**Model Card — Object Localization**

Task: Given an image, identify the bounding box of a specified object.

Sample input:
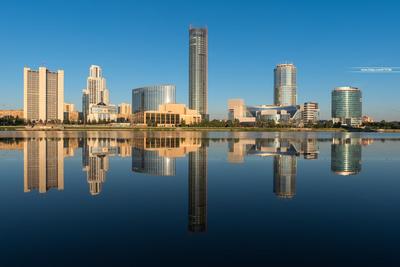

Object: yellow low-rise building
[133,103,201,126]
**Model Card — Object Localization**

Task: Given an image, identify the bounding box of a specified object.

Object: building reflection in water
[188,140,208,233]
[130,132,208,232]
[2,132,380,212]
[228,133,320,199]
[131,134,202,176]
[331,133,365,176]
[131,137,179,176]
[23,138,64,193]
[82,138,118,196]
[273,155,297,199]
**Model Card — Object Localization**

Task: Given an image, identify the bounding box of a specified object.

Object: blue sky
[0,0,399,120]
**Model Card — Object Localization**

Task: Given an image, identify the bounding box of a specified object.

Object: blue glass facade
[331,87,362,126]
[132,85,176,113]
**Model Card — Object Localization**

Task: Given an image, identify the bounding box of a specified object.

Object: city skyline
[1,1,400,120]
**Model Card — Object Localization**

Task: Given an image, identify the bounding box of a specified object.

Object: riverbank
[1,125,400,132]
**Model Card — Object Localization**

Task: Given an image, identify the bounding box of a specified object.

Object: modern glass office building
[132,85,176,113]
[274,64,297,106]
[331,86,362,127]
[189,26,208,120]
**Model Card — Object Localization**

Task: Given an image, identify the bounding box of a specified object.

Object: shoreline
[1,125,400,133]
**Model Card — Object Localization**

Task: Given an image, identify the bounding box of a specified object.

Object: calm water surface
[0,130,399,267]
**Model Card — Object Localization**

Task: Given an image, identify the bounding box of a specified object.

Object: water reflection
[24,137,64,193]
[228,133,320,199]
[0,132,382,199]
[82,138,119,195]
[188,140,208,232]
[1,131,399,265]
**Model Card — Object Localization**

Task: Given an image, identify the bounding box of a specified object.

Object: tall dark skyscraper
[189,26,208,120]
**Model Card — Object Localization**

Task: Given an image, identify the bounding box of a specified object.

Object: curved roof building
[132,85,176,113]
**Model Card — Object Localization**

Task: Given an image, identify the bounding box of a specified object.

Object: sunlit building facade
[133,103,201,126]
[24,67,64,122]
[301,102,319,123]
[82,65,112,122]
[227,99,256,123]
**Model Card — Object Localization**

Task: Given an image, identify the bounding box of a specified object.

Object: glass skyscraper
[132,85,176,113]
[331,86,362,127]
[274,63,297,106]
[189,26,208,120]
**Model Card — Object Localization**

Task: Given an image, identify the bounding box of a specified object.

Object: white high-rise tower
[82,65,111,122]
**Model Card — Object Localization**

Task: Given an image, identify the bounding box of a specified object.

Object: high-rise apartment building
[82,65,116,122]
[189,26,208,120]
[86,65,109,105]
[23,67,64,122]
[274,63,297,106]
[331,86,362,127]
[301,102,319,123]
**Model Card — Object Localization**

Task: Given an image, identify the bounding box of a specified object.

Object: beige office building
[23,138,64,193]
[133,103,201,126]
[118,102,132,121]
[301,102,319,123]
[23,67,64,122]
[227,99,256,123]
[64,103,79,122]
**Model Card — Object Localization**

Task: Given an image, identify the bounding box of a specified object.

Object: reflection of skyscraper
[188,145,208,232]
[82,138,116,195]
[87,154,108,195]
[331,135,362,176]
[24,138,64,193]
[273,155,297,199]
